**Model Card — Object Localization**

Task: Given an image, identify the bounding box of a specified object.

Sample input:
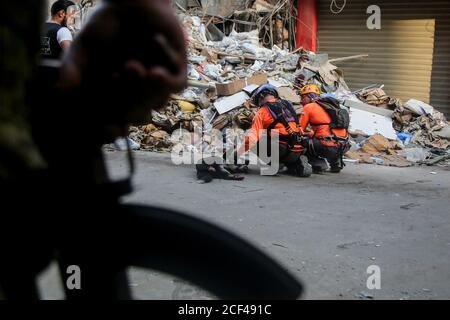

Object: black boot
[329,157,343,173]
[293,155,312,177]
[329,166,341,173]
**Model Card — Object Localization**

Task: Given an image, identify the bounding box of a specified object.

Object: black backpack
[315,97,350,130]
[265,99,304,147]
[266,99,299,129]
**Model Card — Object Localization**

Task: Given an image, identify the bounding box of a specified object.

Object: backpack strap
[265,102,295,134]
[309,122,330,126]
[264,101,306,148]
[309,98,345,135]
[281,99,300,125]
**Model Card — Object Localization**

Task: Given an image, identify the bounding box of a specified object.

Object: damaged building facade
[59,0,449,167]
[316,0,450,119]
[175,0,449,117]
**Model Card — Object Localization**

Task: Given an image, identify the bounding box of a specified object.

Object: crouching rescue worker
[236,84,312,177]
[299,84,350,173]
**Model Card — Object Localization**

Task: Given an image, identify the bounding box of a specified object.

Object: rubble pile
[356,87,402,111]
[393,100,450,150]
[345,95,450,167]
[121,6,450,168]
[346,134,412,167]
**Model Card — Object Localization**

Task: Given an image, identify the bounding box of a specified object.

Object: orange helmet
[300,84,321,96]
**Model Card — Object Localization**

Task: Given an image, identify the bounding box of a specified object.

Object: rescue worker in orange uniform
[236,84,312,177]
[299,84,350,173]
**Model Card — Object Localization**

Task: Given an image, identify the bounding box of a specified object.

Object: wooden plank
[328,54,369,63]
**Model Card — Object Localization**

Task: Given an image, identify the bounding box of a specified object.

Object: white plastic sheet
[214,92,249,114]
[349,108,397,140]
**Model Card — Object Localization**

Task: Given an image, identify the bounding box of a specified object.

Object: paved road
[39,150,450,300]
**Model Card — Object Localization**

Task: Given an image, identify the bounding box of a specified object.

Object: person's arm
[300,106,309,132]
[60,41,71,50]
[299,105,314,136]
[57,27,73,51]
[237,109,266,156]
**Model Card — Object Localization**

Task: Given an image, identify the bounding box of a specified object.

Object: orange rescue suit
[300,102,348,147]
[238,99,303,155]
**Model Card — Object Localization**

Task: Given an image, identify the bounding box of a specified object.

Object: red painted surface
[296,0,317,52]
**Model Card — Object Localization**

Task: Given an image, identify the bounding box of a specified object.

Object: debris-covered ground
[39,151,450,299]
[112,9,450,169]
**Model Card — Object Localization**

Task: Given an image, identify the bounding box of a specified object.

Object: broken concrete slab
[349,107,397,140]
[243,84,259,95]
[214,91,249,114]
[344,99,394,118]
[404,99,435,116]
[278,87,301,104]
[435,125,450,139]
[268,78,290,88]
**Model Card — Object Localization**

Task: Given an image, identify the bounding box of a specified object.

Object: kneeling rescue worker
[299,84,350,173]
[236,84,312,177]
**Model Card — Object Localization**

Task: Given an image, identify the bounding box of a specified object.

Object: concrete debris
[436,125,450,139]
[129,126,172,152]
[404,99,436,116]
[253,0,275,12]
[393,103,450,150]
[398,148,431,163]
[268,78,291,88]
[277,87,301,104]
[243,84,259,95]
[295,53,349,94]
[347,104,397,140]
[356,87,401,111]
[345,134,412,167]
[356,291,374,299]
[344,99,394,118]
[214,91,249,114]
[424,150,450,166]
[113,137,140,151]
[343,159,359,165]
[121,8,449,170]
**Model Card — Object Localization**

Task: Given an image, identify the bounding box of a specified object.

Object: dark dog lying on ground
[196,160,246,183]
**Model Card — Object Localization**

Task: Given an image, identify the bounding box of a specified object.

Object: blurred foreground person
[1,0,302,300]
[41,0,76,59]
[1,0,187,299]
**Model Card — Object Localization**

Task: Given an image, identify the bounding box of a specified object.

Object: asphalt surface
[39,150,450,300]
